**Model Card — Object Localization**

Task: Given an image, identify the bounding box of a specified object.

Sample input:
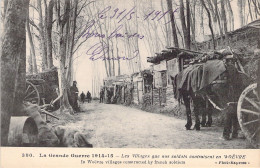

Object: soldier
[100,89,104,103]
[69,81,79,112]
[80,91,85,103]
[222,57,250,140]
[86,91,91,103]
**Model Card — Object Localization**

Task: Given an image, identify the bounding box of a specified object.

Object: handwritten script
[79,20,144,40]
[78,5,179,61]
[98,6,179,24]
[86,42,139,61]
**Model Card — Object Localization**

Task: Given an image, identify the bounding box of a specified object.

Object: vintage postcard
[0,0,260,167]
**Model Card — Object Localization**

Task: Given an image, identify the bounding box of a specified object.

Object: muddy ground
[51,101,253,149]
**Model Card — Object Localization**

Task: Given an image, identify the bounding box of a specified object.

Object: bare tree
[213,0,223,36]
[220,0,228,33]
[200,0,216,49]
[46,0,54,69]
[226,0,234,31]
[54,0,74,114]
[180,0,191,49]
[166,0,179,47]
[26,14,38,73]
[237,0,245,27]
[37,0,48,70]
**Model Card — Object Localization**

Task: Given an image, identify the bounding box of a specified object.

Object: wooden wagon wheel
[24,81,40,105]
[237,83,260,148]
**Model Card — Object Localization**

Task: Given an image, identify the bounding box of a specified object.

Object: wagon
[23,68,60,121]
[24,79,44,105]
[237,83,260,148]
[166,46,260,148]
[196,49,259,148]
[201,50,259,148]
[24,68,59,107]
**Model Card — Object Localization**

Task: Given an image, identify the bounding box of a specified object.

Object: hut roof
[147,47,201,64]
[103,74,131,86]
[147,19,260,64]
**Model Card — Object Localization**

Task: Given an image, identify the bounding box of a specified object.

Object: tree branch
[29,19,40,32]
[76,1,95,17]
[29,4,39,12]
[73,38,88,55]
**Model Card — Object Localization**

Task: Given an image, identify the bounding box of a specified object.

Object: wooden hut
[131,70,153,105]
[147,48,198,106]
[103,75,131,104]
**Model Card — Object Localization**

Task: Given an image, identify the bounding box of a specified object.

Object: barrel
[8,116,38,146]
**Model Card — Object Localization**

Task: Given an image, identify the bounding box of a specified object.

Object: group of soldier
[80,91,92,103]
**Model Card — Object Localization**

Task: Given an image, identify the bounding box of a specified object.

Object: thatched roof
[147,19,260,64]
[147,47,202,64]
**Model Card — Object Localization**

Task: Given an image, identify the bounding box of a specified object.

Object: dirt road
[70,101,252,149]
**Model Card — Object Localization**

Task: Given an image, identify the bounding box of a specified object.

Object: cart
[237,83,260,148]
[169,46,260,148]
[24,79,45,105]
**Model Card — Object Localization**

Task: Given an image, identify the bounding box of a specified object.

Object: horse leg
[201,108,207,127]
[223,105,233,140]
[201,99,207,127]
[183,94,192,130]
[231,105,239,138]
[206,106,213,127]
[193,97,201,130]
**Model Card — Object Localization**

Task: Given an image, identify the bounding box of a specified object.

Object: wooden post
[152,84,154,105]
[159,87,161,106]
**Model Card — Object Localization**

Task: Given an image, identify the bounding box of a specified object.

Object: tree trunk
[190,0,197,49]
[186,0,191,49]
[161,0,169,46]
[166,0,179,47]
[46,0,54,69]
[37,0,48,70]
[200,4,204,35]
[66,0,78,82]
[115,35,120,76]
[213,0,223,37]
[3,0,8,18]
[28,50,33,74]
[27,18,33,74]
[95,17,109,77]
[1,0,29,146]
[208,0,218,35]
[248,0,254,21]
[200,0,216,49]
[237,0,244,27]
[220,0,228,34]
[104,20,112,77]
[26,15,38,73]
[135,0,141,71]
[226,0,234,31]
[56,0,74,114]
[179,0,190,49]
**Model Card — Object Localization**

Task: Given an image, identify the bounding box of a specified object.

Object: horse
[171,58,250,137]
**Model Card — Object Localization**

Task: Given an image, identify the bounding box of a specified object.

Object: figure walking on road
[80,91,85,103]
[100,89,104,103]
[69,81,80,112]
[86,91,92,103]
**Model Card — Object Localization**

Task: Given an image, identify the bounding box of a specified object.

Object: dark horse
[171,58,250,137]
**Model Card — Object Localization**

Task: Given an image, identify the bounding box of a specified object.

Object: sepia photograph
[1,0,260,161]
